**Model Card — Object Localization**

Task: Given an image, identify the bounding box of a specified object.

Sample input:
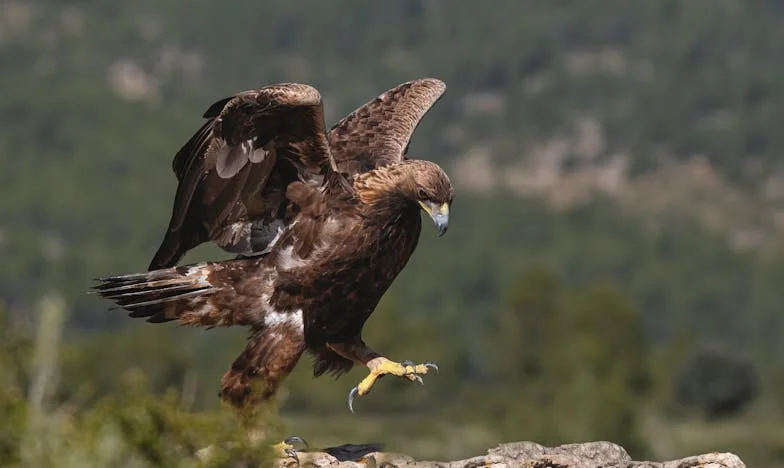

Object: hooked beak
[418,200,450,237]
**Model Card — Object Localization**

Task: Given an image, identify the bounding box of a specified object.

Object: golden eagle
[94,78,453,413]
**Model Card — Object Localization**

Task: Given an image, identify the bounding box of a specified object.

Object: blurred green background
[2,0,784,466]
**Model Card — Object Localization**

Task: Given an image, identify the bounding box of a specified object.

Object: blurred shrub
[0,304,278,467]
[674,345,759,420]
[489,265,650,456]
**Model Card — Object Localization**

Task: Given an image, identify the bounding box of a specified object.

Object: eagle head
[354,159,454,236]
[395,160,454,236]
[408,161,452,237]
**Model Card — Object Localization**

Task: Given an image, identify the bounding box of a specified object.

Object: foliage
[0,305,278,467]
[487,266,649,455]
[674,345,759,420]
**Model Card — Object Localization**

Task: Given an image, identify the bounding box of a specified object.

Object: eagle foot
[347,357,438,412]
[272,436,309,463]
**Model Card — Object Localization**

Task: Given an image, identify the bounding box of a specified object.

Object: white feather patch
[263,309,304,334]
[278,245,307,270]
[268,331,283,344]
[249,139,272,163]
[185,265,213,288]
[215,139,253,178]
[290,309,304,333]
[264,310,290,328]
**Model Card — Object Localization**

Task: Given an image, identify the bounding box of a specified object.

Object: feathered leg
[220,325,307,462]
[325,337,437,413]
[220,327,305,410]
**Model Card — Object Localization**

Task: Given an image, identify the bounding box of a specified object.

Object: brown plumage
[148,78,446,270]
[95,79,453,410]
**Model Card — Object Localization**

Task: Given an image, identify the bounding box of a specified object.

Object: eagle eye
[417,188,428,200]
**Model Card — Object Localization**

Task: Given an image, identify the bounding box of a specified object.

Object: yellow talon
[348,357,438,412]
[272,436,308,462]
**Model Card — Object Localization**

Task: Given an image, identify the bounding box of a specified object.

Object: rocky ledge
[275,441,745,467]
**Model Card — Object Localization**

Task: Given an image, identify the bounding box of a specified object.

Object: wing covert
[327,78,446,175]
[149,83,334,270]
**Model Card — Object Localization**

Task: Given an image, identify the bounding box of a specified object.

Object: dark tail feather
[93,266,217,323]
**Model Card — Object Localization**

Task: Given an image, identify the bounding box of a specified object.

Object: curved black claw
[284,436,309,449]
[348,386,359,413]
[425,362,439,373]
[284,448,298,464]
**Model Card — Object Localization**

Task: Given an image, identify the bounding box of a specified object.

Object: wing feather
[169,120,211,231]
[150,78,446,270]
[328,78,446,174]
[149,83,335,270]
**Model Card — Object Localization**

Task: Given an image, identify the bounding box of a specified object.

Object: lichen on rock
[273,440,746,468]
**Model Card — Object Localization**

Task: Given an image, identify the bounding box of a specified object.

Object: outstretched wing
[327,78,446,175]
[149,83,335,270]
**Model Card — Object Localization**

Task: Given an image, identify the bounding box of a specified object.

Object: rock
[273,441,746,468]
